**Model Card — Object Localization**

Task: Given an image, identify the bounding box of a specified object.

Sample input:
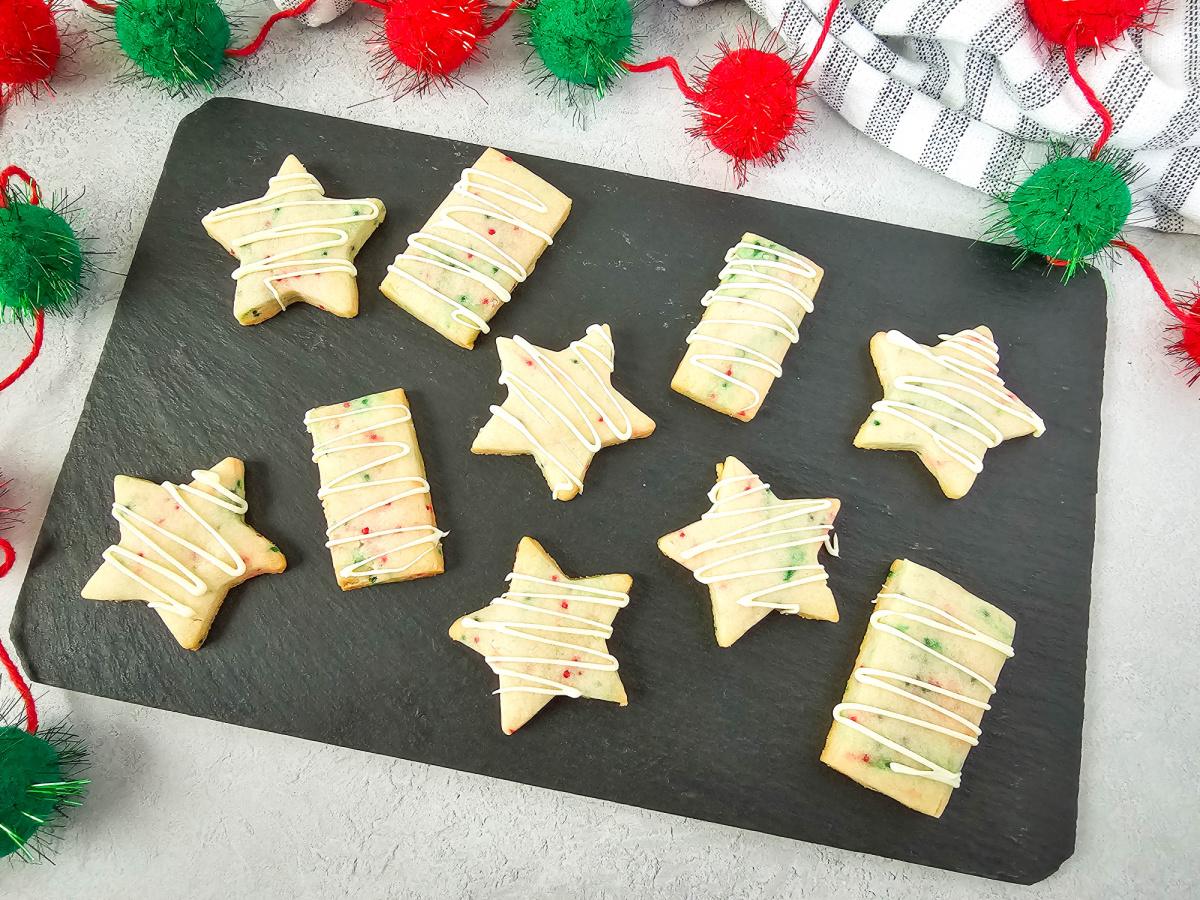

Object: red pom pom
[1168,288,1200,386]
[689,30,807,186]
[372,0,512,95]
[0,0,61,106]
[1025,0,1154,48]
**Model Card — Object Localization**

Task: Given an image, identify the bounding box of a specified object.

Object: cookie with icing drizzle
[658,456,840,647]
[305,387,446,590]
[379,148,571,350]
[671,233,824,421]
[202,155,385,325]
[471,324,656,501]
[449,537,631,735]
[854,326,1046,499]
[821,559,1016,818]
[81,458,286,650]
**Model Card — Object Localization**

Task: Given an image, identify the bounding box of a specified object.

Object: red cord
[78,0,117,12]
[0,624,38,735]
[1112,239,1188,322]
[481,0,520,38]
[622,57,703,102]
[796,0,840,86]
[226,0,318,58]
[1064,29,1114,160]
[0,309,45,393]
[0,166,41,207]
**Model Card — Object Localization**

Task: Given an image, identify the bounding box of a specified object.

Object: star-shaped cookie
[81,458,286,650]
[471,324,656,501]
[854,327,1046,499]
[658,457,840,647]
[449,537,631,734]
[202,155,385,326]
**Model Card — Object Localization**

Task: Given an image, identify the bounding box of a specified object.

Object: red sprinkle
[725,368,733,376]
[551,575,559,581]
[861,753,871,763]
[362,527,371,534]
[488,228,496,235]
[473,636,480,643]
[425,505,432,511]
[598,416,604,423]
[679,531,686,537]
[343,402,351,408]
[561,601,569,609]
[525,359,534,366]
[848,715,859,723]
[562,670,571,678]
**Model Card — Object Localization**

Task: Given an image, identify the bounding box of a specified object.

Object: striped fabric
[745,0,1200,232]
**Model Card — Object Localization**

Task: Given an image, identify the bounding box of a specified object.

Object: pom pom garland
[1024,0,1155,49]
[0,166,87,392]
[0,634,89,862]
[81,0,315,95]
[367,0,519,96]
[1167,288,1200,386]
[994,150,1132,277]
[0,0,61,107]
[622,4,840,184]
[520,0,635,101]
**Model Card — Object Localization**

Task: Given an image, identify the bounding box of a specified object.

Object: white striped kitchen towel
[745,0,1200,232]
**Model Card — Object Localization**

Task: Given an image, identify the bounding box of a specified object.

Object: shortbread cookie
[81,458,286,650]
[305,388,446,590]
[658,457,839,647]
[379,148,571,349]
[471,324,656,501]
[202,155,385,325]
[854,327,1045,499]
[821,559,1016,818]
[671,234,823,421]
[449,537,631,734]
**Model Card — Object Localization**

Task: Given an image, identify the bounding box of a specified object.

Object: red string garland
[226,0,317,58]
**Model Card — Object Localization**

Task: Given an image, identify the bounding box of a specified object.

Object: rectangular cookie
[379,148,572,350]
[304,388,445,590]
[671,233,823,421]
[820,559,1016,818]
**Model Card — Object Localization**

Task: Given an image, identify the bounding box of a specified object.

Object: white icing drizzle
[489,325,632,500]
[462,572,630,698]
[304,402,447,579]
[680,473,837,612]
[205,171,381,313]
[387,166,553,334]
[871,329,1047,474]
[832,591,1015,787]
[686,241,818,414]
[103,469,249,619]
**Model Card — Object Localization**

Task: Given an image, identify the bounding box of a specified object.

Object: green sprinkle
[369,575,378,584]
[873,420,881,426]
[895,624,909,634]
[362,473,371,481]
[268,545,280,553]
[924,637,943,652]
[783,569,796,582]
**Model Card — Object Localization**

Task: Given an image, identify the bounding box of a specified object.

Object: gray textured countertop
[2,1,1198,897]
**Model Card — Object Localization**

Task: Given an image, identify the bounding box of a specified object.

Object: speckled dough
[380,148,571,349]
[305,388,444,590]
[822,559,1016,818]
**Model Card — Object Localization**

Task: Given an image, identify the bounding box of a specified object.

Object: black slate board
[13,98,1104,884]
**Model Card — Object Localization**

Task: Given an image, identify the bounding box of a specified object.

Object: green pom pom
[0,726,87,861]
[0,200,84,323]
[998,152,1132,278]
[524,0,634,98]
[114,0,231,93]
